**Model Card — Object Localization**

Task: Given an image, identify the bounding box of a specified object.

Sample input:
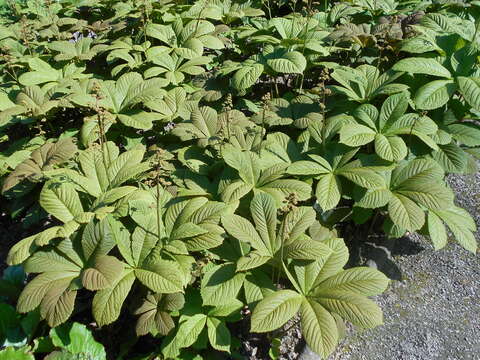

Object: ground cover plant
[0,0,479,359]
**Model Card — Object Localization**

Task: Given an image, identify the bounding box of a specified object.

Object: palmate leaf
[54,142,150,198]
[133,293,184,336]
[17,271,78,327]
[89,72,167,130]
[2,138,77,193]
[164,197,227,251]
[221,146,311,204]
[252,239,388,358]
[292,238,349,294]
[15,217,129,327]
[279,206,316,244]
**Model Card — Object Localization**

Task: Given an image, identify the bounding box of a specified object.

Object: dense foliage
[0,0,479,359]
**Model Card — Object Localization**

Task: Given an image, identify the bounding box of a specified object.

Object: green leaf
[92,270,135,326]
[170,222,208,241]
[392,158,444,186]
[0,347,34,360]
[379,92,409,129]
[414,80,457,110]
[18,58,60,86]
[206,317,231,353]
[339,124,376,146]
[395,182,453,210]
[434,207,477,253]
[221,214,270,255]
[337,167,385,189]
[393,58,451,78]
[315,173,341,211]
[134,293,184,336]
[267,51,306,74]
[250,193,277,254]
[40,182,83,223]
[81,255,124,291]
[280,206,317,243]
[236,252,271,271]
[135,260,184,293]
[232,64,264,90]
[314,267,389,296]
[427,212,448,250]
[49,322,106,360]
[3,138,77,193]
[374,134,407,162]
[388,193,425,231]
[294,238,349,293]
[287,160,331,176]
[316,291,383,328]
[457,77,480,111]
[250,290,303,332]
[201,264,245,306]
[162,314,207,358]
[117,111,159,130]
[300,300,338,359]
[448,123,480,147]
[432,143,468,173]
[82,219,115,261]
[284,237,332,260]
[221,146,258,184]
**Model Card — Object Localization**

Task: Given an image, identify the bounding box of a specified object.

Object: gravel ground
[312,170,480,360]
